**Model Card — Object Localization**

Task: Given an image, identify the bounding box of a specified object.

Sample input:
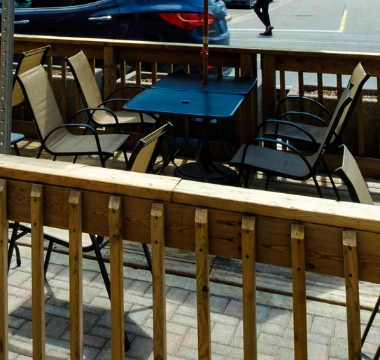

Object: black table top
[124,89,244,119]
[151,73,257,95]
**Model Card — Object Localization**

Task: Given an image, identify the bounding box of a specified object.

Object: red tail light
[159,13,214,31]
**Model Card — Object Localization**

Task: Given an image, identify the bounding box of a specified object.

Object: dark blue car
[11,0,230,46]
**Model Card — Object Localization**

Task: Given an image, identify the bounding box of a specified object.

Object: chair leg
[89,235,131,352]
[142,244,153,273]
[44,240,55,278]
[265,175,270,190]
[90,235,111,298]
[322,159,341,200]
[374,344,380,360]
[8,221,21,273]
[312,176,324,198]
[362,295,380,346]
[14,144,20,156]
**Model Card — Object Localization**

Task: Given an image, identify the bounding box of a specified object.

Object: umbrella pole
[201,0,209,84]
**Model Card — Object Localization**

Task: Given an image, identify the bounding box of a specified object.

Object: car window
[14,0,33,8]
[29,0,99,7]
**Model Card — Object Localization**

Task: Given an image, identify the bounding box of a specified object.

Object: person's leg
[254,0,271,27]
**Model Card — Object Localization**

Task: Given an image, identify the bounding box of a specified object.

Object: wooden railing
[1,155,380,360]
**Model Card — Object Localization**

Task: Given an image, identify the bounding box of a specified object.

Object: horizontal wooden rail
[0,155,379,360]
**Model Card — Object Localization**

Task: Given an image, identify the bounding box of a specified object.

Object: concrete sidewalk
[6,240,380,360]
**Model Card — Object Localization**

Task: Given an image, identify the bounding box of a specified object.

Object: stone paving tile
[166,287,191,305]
[211,322,236,345]
[126,304,153,326]
[328,337,348,359]
[125,280,151,296]
[261,323,285,336]
[126,335,153,359]
[61,330,108,349]
[311,316,336,337]
[45,317,70,339]
[266,307,292,327]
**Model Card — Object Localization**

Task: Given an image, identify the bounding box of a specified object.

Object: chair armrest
[257,119,319,147]
[276,96,332,119]
[278,111,329,126]
[105,85,146,101]
[69,107,122,132]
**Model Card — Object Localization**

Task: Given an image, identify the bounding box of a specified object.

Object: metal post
[0,0,14,154]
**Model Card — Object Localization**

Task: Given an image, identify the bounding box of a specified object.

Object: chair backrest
[309,84,353,172]
[332,62,370,144]
[16,64,67,145]
[127,123,172,174]
[335,145,373,205]
[65,50,103,110]
[12,45,50,107]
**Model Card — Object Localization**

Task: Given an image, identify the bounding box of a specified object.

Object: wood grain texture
[291,224,307,360]
[109,196,125,359]
[151,203,166,360]
[242,216,257,360]
[69,190,83,360]
[0,180,8,360]
[30,184,45,360]
[342,230,361,360]
[195,208,211,360]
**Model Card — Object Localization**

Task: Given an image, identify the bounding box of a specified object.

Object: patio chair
[262,62,370,150]
[335,145,380,360]
[66,50,156,134]
[15,64,129,167]
[230,83,353,199]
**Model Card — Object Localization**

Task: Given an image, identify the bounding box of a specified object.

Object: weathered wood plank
[69,190,83,360]
[242,216,257,360]
[342,230,361,360]
[195,209,211,360]
[291,224,307,360]
[0,180,8,360]
[109,196,125,359]
[31,184,45,360]
[151,203,167,360]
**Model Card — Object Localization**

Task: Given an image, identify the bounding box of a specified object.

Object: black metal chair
[335,145,380,360]
[230,83,353,199]
[262,63,370,151]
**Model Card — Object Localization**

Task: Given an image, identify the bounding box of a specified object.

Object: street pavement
[7,238,380,359]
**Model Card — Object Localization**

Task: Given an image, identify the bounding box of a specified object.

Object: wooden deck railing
[1,155,380,359]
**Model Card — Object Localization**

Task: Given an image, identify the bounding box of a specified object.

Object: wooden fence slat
[342,230,361,360]
[291,223,307,360]
[261,54,277,121]
[242,216,257,360]
[109,196,125,359]
[0,180,8,360]
[60,57,67,122]
[357,95,365,156]
[195,208,211,360]
[377,77,380,157]
[31,184,45,360]
[298,72,305,114]
[69,190,83,360]
[151,202,167,360]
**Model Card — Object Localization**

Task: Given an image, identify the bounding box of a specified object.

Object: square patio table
[124,88,244,184]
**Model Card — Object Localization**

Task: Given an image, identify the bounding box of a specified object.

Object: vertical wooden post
[31,184,45,360]
[357,96,365,157]
[69,190,83,360]
[298,72,305,114]
[342,230,361,360]
[291,223,307,360]
[109,196,124,360]
[240,54,258,141]
[242,216,257,360]
[151,63,158,85]
[0,180,8,360]
[261,54,277,122]
[151,203,166,360]
[46,56,53,83]
[195,208,211,360]
[60,58,67,122]
[103,46,117,101]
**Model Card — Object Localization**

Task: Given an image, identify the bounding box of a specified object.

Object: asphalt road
[226,0,379,87]
[227,0,380,53]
